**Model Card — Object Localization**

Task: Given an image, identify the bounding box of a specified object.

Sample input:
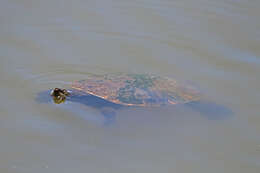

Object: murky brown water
[1,0,260,172]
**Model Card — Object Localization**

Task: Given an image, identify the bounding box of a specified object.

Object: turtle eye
[51,88,62,96]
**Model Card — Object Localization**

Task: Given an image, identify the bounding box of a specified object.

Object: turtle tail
[186,101,233,120]
[101,107,116,125]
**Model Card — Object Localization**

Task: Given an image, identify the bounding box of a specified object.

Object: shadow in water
[36,90,233,125]
[36,90,122,125]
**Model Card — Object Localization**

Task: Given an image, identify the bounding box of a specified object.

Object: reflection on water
[1,0,260,172]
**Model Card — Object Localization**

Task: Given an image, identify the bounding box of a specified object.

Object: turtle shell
[71,74,201,107]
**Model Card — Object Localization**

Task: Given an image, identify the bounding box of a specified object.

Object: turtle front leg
[101,107,116,125]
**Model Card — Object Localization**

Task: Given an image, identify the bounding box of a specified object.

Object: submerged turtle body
[70,74,201,107]
[41,73,232,124]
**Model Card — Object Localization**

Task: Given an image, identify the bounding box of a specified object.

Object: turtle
[37,74,232,124]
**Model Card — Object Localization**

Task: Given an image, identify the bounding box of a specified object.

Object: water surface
[1,0,260,172]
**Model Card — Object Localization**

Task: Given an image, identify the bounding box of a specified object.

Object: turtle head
[50,88,70,104]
